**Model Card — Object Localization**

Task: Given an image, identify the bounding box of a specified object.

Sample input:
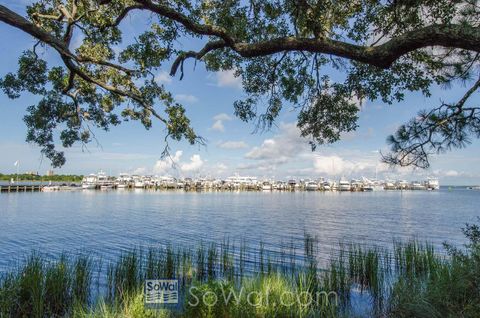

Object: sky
[0,1,479,185]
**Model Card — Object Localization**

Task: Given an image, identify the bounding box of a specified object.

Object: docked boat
[81,174,97,189]
[338,178,351,191]
[411,181,426,190]
[116,173,132,189]
[305,181,319,191]
[426,178,440,190]
[134,178,145,188]
[322,181,332,191]
[42,185,60,192]
[261,181,272,191]
[396,180,409,190]
[384,180,396,190]
[350,179,363,191]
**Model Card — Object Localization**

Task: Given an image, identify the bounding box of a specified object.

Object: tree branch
[170,40,227,77]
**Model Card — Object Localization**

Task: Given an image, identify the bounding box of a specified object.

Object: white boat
[305,181,319,191]
[261,181,272,191]
[116,173,132,189]
[134,177,145,188]
[338,178,351,191]
[384,180,396,190]
[350,179,363,191]
[363,184,374,191]
[362,177,384,191]
[100,184,113,190]
[322,181,332,191]
[411,181,426,190]
[42,185,60,192]
[396,180,409,190]
[426,178,440,190]
[82,174,97,189]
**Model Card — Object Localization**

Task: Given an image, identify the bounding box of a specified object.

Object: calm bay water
[0,188,479,270]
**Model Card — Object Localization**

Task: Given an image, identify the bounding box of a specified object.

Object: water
[0,188,479,270]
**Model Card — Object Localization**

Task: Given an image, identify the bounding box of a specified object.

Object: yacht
[426,178,440,190]
[384,180,396,190]
[338,178,351,191]
[350,179,363,191]
[361,177,383,191]
[116,173,131,189]
[133,176,145,188]
[411,181,426,190]
[322,181,332,191]
[81,174,97,189]
[396,180,409,190]
[287,179,297,190]
[100,184,113,190]
[261,181,272,191]
[305,181,319,191]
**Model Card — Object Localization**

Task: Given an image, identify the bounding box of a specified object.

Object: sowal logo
[145,279,179,305]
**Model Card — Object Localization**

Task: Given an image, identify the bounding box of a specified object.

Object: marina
[0,173,453,193]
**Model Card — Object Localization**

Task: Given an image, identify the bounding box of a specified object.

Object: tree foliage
[0,0,479,167]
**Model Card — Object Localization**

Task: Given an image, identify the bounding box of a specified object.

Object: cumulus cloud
[444,170,459,177]
[153,151,204,175]
[240,122,392,177]
[180,154,204,172]
[155,71,172,84]
[175,94,199,103]
[215,70,242,89]
[153,151,183,174]
[133,167,147,175]
[245,123,306,161]
[218,141,249,149]
[312,155,373,176]
[213,113,232,121]
[210,113,233,132]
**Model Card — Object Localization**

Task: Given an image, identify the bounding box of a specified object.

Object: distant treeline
[0,173,83,182]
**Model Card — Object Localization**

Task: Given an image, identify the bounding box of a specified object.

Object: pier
[0,185,43,193]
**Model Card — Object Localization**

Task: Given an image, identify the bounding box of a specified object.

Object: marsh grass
[1,224,479,317]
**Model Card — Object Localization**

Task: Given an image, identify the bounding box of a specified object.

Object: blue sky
[1,1,479,185]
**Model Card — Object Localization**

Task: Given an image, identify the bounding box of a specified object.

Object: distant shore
[0,173,83,183]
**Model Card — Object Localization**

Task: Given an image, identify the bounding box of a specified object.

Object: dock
[0,185,43,193]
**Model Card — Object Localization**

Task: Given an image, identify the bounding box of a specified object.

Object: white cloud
[444,170,459,177]
[241,122,392,177]
[175,94,199,103]
[153,151,182,174]
[210,120,225,132]
[133,167,147,175]
[155,71,172,84]
[215,70,242,89]
[210,113,233,132]
[213,113,232,121]
[312,155,376,176]
[217,163,228,171]
[218,141,249,149]
[180,154,204,172]
[245,123,305,161]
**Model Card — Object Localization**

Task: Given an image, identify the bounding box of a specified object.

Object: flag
[14,161,19,167]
